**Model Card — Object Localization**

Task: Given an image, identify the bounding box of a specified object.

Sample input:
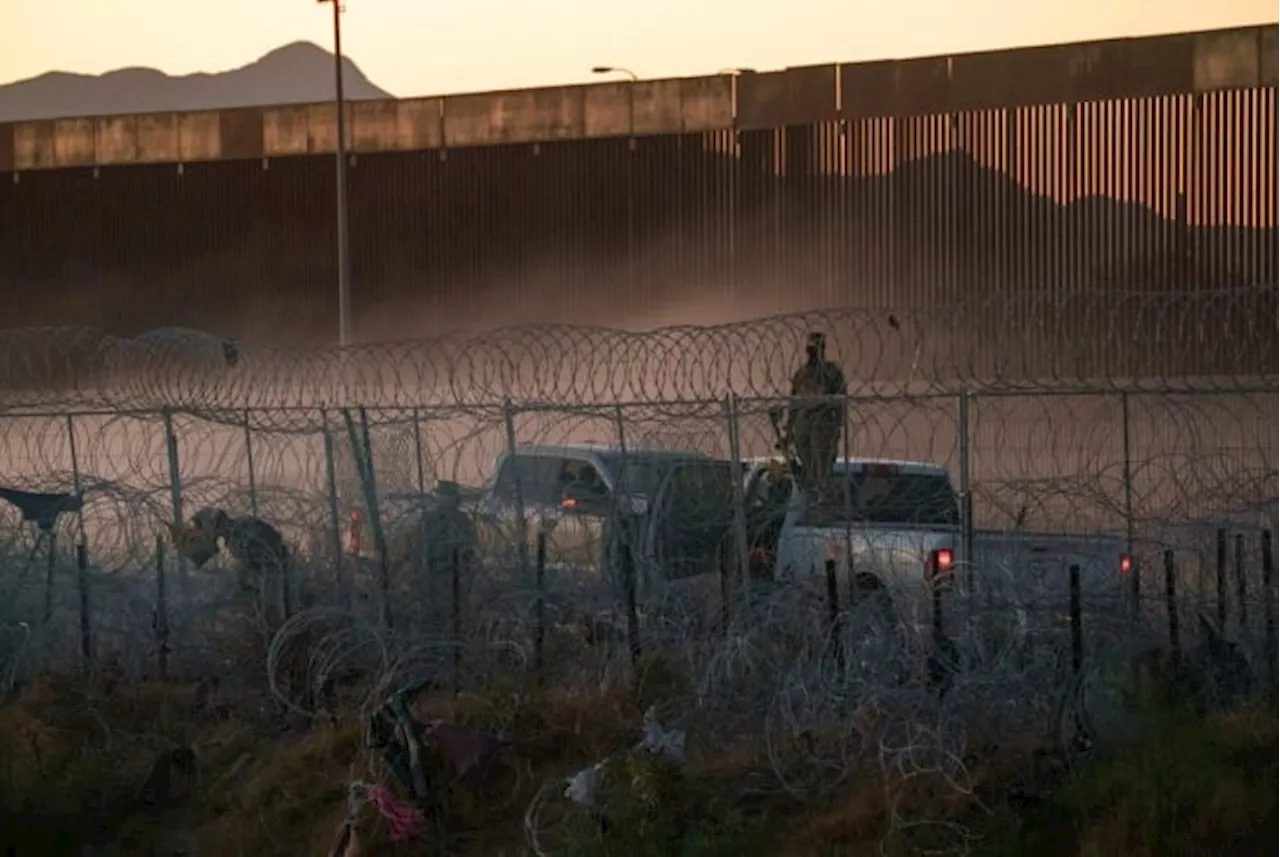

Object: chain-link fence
[1,314,1275,845]
[2,384,1273,658]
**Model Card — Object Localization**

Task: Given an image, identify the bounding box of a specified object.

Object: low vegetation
[1,651,1274,857]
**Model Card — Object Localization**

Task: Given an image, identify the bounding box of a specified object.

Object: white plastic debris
[638,705,687,763]
[564,762,605,806]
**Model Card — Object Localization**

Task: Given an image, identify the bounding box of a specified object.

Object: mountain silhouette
[0,42,391,122]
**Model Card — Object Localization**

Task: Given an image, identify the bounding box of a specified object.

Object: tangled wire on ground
[237,557,1263,855]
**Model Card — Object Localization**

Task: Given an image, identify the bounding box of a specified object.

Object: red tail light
[1119,554,1133,575]
[347,508,364,554]
[927,548,956,581]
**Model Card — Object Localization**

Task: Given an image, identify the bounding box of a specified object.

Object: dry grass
[0,662,1275,857]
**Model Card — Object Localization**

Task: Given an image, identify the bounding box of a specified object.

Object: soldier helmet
[807,331,825,347]
[436,480,462,502]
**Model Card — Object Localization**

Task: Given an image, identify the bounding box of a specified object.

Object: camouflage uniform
[189,507,291,629]
[787,332,847,494]
[399,482,480,629]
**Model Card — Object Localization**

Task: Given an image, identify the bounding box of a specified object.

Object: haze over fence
[0,288,1275,413]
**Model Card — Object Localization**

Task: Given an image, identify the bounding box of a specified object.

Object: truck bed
[971,528,1128,609]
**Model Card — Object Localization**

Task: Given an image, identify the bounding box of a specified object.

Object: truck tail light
[927,548,955,581]
[347,508,364,554]
[1119,553,1133,575]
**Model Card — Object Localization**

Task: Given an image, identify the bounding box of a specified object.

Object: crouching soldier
[170,506,292,629]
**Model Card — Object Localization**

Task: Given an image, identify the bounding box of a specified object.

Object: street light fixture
[591,65,639,311]
[318,0,352,349]
[592,65,638,82]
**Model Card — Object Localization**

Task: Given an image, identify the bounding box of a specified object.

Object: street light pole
[321,0,352,349]
[591,66,638,312]
[718,69,752,306]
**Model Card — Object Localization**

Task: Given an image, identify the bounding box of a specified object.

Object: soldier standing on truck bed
[786,332,847,499]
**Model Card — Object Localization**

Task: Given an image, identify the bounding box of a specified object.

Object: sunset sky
[2,0,1275,97]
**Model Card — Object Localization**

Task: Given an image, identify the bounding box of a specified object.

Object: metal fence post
[242,409,259,517]
[161,409,187,596]
[612,403,633,596]
[1164,549,1181,662]
[841,393,854,595]
[66,414,86,547]
[1215,528,1228,630]
[412,406,427,498]
[503,399,529,582]
[957,391,973,603]
[154,534,169,682]
[1262,530,1275,680]
[724,394,751,596]
[1233,532,1247,635]
[345,407,391,629]
[67,414,92,671]
[321,409,347,604]
[1121,392,1137,617]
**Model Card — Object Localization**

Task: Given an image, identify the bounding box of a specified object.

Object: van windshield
[596,452,705,500]
[801,471,959,529]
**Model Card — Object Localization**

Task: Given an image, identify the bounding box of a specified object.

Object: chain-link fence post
[957,390,973,607]
[154,534,169,682]
[344,406,391,629]
[503,398,529,582]
[321,409,347,606]
[841,393,854,595]
[161,409,187,599]
[412,406,427,498]
[66,413,86,547]
[1121,391,1138,619]
[242,409,259,517]
[612,403,631,597]
[66,414,92,673]
[724,394,751,597]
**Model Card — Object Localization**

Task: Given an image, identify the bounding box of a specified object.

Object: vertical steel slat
[0,169,11,304]
[818,122,837,309]
[1269,85,1278,341]
[633,134,651,316]
[835,120,851,309]
[1027,106,1042,358]
[879,116,895,309]
[717,128,736,309]
[1002,108,1019,351]
[0,74,1273,383]
[888,115,904,311]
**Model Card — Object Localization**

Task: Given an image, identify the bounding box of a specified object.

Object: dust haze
[348,214,853,342]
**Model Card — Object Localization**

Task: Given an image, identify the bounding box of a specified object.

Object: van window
[556,458,612,515]
[491,454,565,507]
[802,471,959,529]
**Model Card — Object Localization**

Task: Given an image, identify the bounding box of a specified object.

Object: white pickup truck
[341,444,1130,637]
[738,456,1133,635]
